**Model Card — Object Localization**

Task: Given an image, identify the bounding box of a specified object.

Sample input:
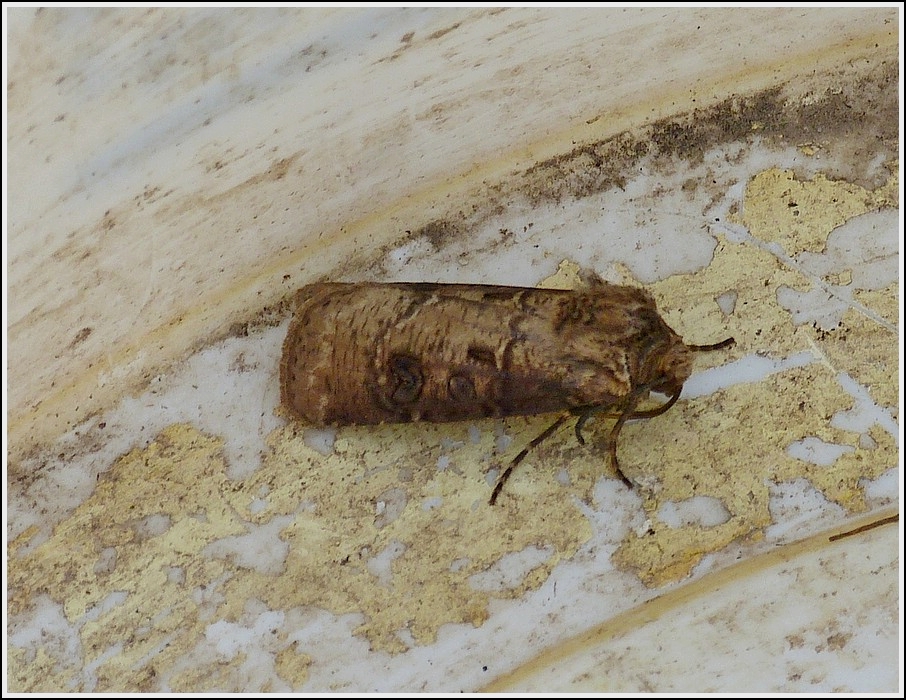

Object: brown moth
[280,281,733,504]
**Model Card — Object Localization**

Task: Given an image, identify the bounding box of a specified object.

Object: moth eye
[388,354,423,404]
[448,373,477,402]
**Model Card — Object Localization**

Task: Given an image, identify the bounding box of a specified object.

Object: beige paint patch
[227,419,591,655]
[741,167,898,410]
[8,425,241,691]
[741,169,897,253]
[8,421,592,690]
[607,166,898,587]
[274,643,312,688]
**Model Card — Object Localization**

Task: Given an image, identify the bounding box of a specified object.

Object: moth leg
[489,414,570,505]
[496,384,681,503]
[573,408,603,445]
[605,387,650,487]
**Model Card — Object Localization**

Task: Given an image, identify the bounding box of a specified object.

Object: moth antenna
[688,336,735,352]
[572,385,682,438]
[624,337,731,420]
[628,387,681,419]
[489,414,570,505]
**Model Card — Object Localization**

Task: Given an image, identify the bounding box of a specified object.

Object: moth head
[647,337,695,397]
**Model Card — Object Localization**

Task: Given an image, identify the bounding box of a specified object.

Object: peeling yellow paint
[238,419,591,654]
[608,165,898,587]
[742,168,897,252]
[9,418,592,687]
[274,643,312,688]
[9,425,239,691]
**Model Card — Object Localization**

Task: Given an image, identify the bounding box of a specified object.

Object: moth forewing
[280,282,733,503]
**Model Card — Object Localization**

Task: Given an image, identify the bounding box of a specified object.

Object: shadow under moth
[280,281,733,504]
